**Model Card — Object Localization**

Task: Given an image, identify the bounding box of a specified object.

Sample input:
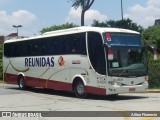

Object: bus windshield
[103,33,147,77]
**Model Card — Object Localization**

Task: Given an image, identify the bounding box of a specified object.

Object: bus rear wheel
[18,76,25,90]
[74,81,87,98]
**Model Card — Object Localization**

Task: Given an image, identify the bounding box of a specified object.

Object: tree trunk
[81,10,85,26]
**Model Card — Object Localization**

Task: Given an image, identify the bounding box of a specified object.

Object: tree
[0,44,3,79]
[142,26,160,48]
[40,23,78,34]
[92,18,144,33]
[142,26,160,88]
[70,0,95,26]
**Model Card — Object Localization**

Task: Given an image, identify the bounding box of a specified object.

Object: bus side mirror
[153,50,158,60]
[146,45,158,60]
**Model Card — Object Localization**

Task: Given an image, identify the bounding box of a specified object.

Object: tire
[74,81,87,98]
[108,94,118,97]
[18,76,25,90]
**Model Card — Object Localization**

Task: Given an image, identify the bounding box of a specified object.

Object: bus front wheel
[74,81,87,98]
[18,76,25,90]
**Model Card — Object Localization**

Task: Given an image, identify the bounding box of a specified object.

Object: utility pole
[12,25,22,38]
[121,0,124,20]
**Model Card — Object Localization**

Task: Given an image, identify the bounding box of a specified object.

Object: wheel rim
[19,78,24,88]
[77,84,85,95]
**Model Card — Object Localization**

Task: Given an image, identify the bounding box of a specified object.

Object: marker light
[108,49,113,60]
[153,50,158,60]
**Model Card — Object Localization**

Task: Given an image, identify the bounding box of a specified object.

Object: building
[0,36,4,44]
[0,33,26,43]
[155,19,160,26]
[5,33,18,40]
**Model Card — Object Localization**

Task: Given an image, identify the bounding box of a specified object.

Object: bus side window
[72,39,79,53]
[40,38,49,55]
[35,40,41,56]
[79,33,87,55]
[5,44,11,57]
[88,32,106,75]
[71,33,86,55]
[10,43,16,57]
[54,37,63,55]
[27,41,34,56]
[45,37,55,55]
[63,35,72,54]
[41,44,47,55]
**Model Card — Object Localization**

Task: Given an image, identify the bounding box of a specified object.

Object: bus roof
[4,26,140,43]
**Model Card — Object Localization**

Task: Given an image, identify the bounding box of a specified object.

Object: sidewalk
[0,80,5,86]
[147,89,160,93]
[0,80,4,83]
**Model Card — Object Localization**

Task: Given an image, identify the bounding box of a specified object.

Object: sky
[0,0,160,37]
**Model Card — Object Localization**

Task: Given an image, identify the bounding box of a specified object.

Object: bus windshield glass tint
[103,33,147,77]
[104,33,142,46]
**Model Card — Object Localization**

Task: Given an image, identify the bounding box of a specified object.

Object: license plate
[129,88,136,92]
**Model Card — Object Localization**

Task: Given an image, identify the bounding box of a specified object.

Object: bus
[3,26,155,98]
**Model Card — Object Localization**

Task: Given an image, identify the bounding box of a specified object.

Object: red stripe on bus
[4,73,18,84]
[86,86,106,95]
[4,73,106,95]
[47,80,72,91]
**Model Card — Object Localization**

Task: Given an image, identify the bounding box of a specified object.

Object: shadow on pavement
[5,85,149,101]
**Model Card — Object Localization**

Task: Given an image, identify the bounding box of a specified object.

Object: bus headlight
[108,81,121,86]
[143,81,148,84]
[108,81,114,85]
[144,76,148,84]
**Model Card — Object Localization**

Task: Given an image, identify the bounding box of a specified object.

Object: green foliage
[148,52,160,88]
[140,26,160,88]
[142,26,160,48]
[70,0,94,26]
[0,44,3,80]
[92,18,144,33]
[70,0,94,10]
[40,23,79,34]
[71,0,88,9]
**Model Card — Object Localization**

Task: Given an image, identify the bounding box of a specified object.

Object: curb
[146,90,160,93]
[0,80,4,83]
[0,81,5,86]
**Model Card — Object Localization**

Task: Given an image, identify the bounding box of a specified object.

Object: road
[0,84,160,120]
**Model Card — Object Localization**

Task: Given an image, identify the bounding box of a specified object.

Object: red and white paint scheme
[3,27,149,98]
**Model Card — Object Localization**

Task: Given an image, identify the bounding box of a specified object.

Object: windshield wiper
[119,69,128,77]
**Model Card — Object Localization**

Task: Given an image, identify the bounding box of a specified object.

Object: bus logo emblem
[58,56,65,66]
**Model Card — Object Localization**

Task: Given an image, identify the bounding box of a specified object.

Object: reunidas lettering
[25,57,54,67]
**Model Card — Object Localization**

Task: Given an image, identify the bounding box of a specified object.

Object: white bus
[3,26,152,98]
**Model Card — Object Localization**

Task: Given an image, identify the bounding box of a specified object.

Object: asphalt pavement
[0,81,160,93]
